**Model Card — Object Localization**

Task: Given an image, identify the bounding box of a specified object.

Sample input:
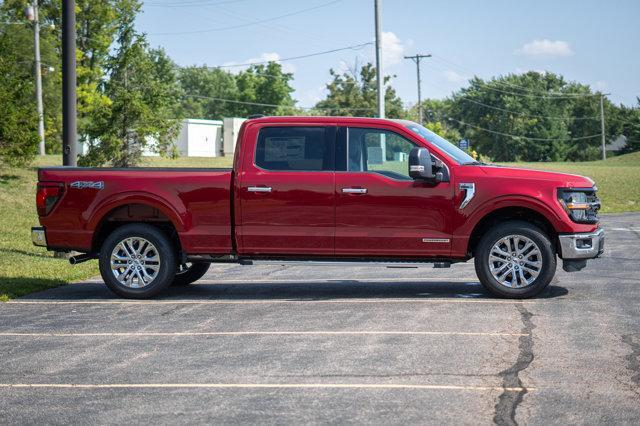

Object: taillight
[36,182,64,216]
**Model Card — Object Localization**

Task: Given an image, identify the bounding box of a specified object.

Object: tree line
[1,0,638,167]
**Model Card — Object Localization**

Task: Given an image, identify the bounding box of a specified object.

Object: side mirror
[409,147,435,181]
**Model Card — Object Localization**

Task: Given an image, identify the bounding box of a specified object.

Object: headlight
[558,187,600,224]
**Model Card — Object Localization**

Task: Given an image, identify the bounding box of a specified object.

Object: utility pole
[62,0,77,166]
[600,93,610,161]
[404,54,431,125]
[374,0,384,118]
[26,1,45,156]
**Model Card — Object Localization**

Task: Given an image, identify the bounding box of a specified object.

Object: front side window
[255,127,332,171]
[347,127,416,180]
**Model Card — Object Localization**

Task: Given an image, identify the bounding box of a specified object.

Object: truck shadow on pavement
[19,280,569,301]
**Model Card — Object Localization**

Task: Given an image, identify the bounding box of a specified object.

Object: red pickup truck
[32,116,603,299]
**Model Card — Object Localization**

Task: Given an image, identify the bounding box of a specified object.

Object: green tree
[314,63,404,118]
[235,62,296,116]
[0,37,38,166]
[447,72,617,162]
[609,98,640,154]
[1,0,129,156]
[179,66,240,119]
[79,0,180,167]
[179,62,296,119]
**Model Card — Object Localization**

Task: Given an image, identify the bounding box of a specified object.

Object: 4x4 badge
[70,181,104,190]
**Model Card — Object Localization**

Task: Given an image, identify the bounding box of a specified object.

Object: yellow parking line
[0,383,535,392]
[6,298,525,305]
[0,331,528,337]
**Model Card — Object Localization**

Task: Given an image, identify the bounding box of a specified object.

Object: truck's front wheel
[99,224,177,299]
[474,220,556,298]
[172,262,210,286]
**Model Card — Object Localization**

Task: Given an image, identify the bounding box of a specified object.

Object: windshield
[394,120,476,165]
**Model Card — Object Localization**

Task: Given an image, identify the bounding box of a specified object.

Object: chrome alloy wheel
[110,237,161,288]
[488,234,542,288]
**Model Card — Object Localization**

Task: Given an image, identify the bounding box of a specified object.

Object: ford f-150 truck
[32,116,604,299]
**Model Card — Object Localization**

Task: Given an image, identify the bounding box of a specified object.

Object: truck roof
[247,115,407,126]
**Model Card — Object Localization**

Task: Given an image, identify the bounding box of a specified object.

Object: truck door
[237,124,336,255]
[334,126,453,257]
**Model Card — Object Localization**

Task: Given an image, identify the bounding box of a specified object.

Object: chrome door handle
[248,186,272,193]
[342,188,367,194]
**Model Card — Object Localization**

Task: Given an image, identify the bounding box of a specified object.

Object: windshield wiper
[461,161,485,166]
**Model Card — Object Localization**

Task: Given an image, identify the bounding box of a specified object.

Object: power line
[455,97,600,121]
[213,5,339,48]
[145,0,251,7]
[214,43,372,68]
[183,94,375,111]
[430,55,601,99]
[404,54,431,124]
[447,117,601,142]
[149,0,342,35]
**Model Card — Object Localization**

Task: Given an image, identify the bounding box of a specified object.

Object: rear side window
[255,127,333,171]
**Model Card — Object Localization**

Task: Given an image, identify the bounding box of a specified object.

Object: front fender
[458,194,567,237]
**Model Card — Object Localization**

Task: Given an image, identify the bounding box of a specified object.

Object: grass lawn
[0,151,637,300]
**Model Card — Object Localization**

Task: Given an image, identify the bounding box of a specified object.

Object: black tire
[172,262,210,286]
[99,223,177,299]
[474,220,556,299]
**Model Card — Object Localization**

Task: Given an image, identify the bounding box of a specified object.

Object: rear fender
[87,191,188,234]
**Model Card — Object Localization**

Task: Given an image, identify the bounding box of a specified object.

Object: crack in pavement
[493,305,535,426]
[621,333,640,398]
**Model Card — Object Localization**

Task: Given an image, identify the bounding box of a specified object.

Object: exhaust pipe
[69,253,96,265]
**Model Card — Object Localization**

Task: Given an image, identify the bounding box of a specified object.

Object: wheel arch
[90,197,185,255]
[467,205,558,257]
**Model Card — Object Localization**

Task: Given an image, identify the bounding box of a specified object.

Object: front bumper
[31,227,47,247]
[558,228,604,259]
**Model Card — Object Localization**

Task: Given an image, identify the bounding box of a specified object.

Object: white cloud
[223,52,296,74]
[296,85,327,107]
[515,39,573,57]
[442,70,467,83]
[381,31,406,67]
[593,80,608,91]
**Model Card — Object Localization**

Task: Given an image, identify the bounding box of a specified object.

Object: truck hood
[477,165,595,188]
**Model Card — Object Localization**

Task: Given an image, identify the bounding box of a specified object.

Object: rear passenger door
[237,125,336,255]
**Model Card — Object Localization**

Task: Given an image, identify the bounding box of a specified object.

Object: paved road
[1,214,639,424]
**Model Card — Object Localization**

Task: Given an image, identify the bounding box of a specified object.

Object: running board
[238,259,452,269]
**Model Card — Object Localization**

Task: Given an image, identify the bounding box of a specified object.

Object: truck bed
[38,167,234,254]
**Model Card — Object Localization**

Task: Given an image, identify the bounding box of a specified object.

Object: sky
[137,0,640,109]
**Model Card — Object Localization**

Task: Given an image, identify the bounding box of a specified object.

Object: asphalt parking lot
[1,213,639,424]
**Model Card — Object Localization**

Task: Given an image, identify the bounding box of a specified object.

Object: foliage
[238,63,297,116]
[180,66,240,119]
[446,72,619,162]
[314,63,405,118]
[0,47,38,167]
[609,98,640,154]
[79,1,181,167]
[180,62,296,119]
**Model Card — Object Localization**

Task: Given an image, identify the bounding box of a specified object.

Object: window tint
[255,127,332,171]
[347,127,416,180]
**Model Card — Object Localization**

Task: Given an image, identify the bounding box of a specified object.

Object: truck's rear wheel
[99,224,177,299]
[172,262,210,286]
[474,220,556,299]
